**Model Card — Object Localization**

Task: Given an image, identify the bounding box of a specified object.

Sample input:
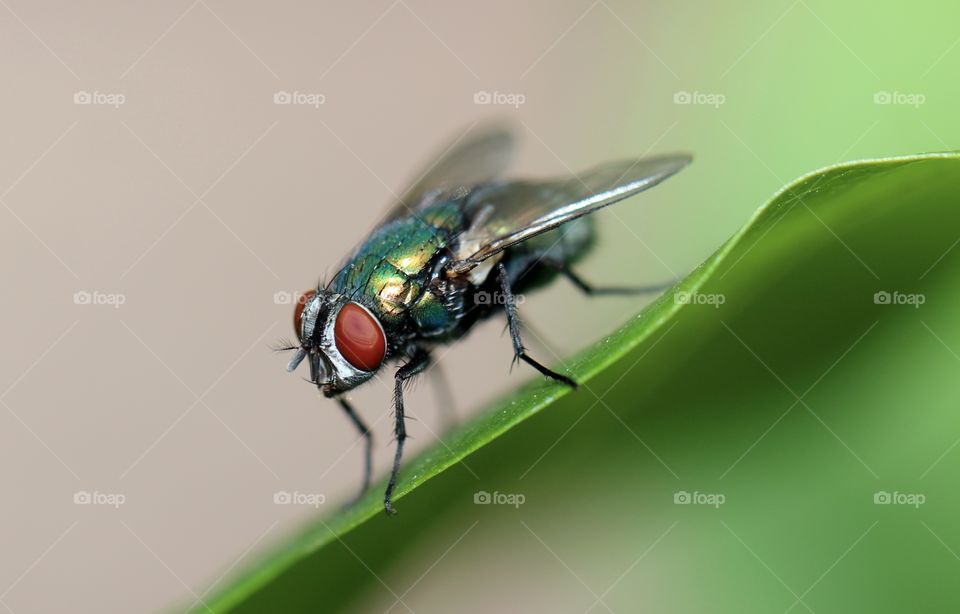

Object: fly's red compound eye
[334,302,386,371]
[293,290,316,334]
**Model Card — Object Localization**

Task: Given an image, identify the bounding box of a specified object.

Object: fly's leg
[497,262,577,389]
[337,397,372,506]
[384,348,432,516]
[547,260,675,296]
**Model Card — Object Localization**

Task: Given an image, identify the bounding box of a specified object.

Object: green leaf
[190,152,960,613]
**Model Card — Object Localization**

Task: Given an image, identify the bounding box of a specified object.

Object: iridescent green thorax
[329,201,465,338]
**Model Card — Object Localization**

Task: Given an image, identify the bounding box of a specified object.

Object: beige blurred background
[0,2,705,612]
[3,0,956,612]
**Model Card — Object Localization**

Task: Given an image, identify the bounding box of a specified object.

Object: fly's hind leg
[497,262,577,389]
[430,362,458,432]
[546,260,675,296]
[337,397,372,507]
[384,348,432,516]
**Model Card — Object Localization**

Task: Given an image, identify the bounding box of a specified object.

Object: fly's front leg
[547,260,675,296]
[336,396,372,506]
[384,348,431,515]
[497,262,577,388]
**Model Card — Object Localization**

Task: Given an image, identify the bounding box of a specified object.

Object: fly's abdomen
[502,216,595,289]
[524,216,595,263]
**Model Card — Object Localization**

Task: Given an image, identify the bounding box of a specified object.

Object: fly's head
[287,289,387,396]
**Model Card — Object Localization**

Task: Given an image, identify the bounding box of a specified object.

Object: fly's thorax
[409,278,469,339]
[330,207,464,329]
[363,263,419,326]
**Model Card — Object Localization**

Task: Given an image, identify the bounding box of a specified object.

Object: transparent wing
[381,123,515,224]
[450,154,692,273]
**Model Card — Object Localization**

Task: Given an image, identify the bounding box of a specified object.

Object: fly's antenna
[286,347,308,372]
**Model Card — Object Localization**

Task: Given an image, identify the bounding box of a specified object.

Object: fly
[281,125,691,514]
